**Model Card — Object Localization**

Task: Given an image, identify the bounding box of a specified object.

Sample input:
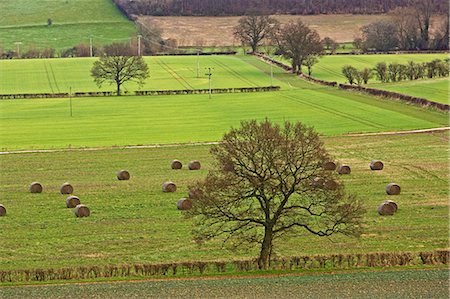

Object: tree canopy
[91,43,149,96]
[186,120,365,269]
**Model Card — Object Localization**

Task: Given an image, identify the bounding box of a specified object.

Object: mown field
[1,55,448,151]
[0,56,281,94]
[0,131,448,271]
[0,269,448,298]
[0,0,136,52]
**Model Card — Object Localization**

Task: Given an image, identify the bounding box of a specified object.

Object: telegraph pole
[138,34,142,56]
[89,36,93,57]
[205,67,213,99]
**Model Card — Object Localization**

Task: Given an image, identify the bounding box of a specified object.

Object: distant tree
[360,68,373,84]
[91,43,149,96]
[342,65,358,84]
[361,20,399,51]
[322,37,336,50]
[74,43,90,57]
[302,55,319,76]
[352,37,364,52]
[47,18,53,26]
[431,17,449,50]
[136,20,164,55]
[411,0,434,49]
[374,62,388,82]
[275,20,323,73]
[389,7,420,50]
[186,119,364,269]
[41,48,55,58]
[233,15,280,53]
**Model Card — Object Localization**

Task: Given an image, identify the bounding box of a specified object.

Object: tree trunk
[116,82,121,96]
[258,226,273,270]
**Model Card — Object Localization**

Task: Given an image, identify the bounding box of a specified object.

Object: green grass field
[0,55,447,151]
[0,132,447,271]
[0,0,136,52]
[0,269,448,298]
[0,56,280,94]
[311,54,449,103]
[370,78,449,104]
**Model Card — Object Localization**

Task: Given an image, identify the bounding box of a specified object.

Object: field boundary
[1,127,448,155]
[0,86,280,100]
[0,250,447,283]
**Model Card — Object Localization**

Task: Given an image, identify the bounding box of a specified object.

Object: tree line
[342,59,449,85]
[112,0,448,16]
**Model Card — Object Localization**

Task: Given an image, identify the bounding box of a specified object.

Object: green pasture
[0,0,136,52]
[0,88,447,151]
[311,54,448,83]
[0,55,281,94]
[0,132,447,271]
[370,78,449,104]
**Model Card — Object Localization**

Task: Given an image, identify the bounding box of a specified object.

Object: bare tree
[390,7,420,50]
[361,20,399,51]
[186,120,364,269]
[233,15,280,53]
[274,20,323,73]
[91,43,149,96]
[411,0,434,49]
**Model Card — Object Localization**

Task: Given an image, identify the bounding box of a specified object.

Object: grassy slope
[0,55,447,151]
[0,0,136,51]
[0,269,448,298]
[310,54,449,103]
[0,132,448,270]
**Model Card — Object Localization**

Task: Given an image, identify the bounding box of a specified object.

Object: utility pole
[205,67,213,99]
[196,48,201,78]
[14,42,22,58]
[138,34,142,56]
[89,36,93,57]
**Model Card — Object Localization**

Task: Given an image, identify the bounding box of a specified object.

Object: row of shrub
[0,250,447,283]
[339,84,449,111]
[0,87,280,100]
[342,59,450,85]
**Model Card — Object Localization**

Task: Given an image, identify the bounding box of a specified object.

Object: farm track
[0,127,447,155]
[42,61,55,94]
[155,59,193,90]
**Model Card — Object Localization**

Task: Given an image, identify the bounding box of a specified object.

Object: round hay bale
[384,200,398,212]
[66,196,81,208]
[117,170,130,180]
[323,161,337,171]
[60,183,74,194]
[74,204,90,217]
[386,183,401,195]
[311,177,325,188]
[324,179,339,190]
[171,160,183,170]
[370,160,384,171]
[378,202,396,216]
[177,198,193,210]
[0,204,6,217]
[188,160,201,170]
[162,182,177,193]
[29,182,43,193]
[337,165,351,175]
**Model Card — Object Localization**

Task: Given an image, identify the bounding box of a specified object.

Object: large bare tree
[186,120,364,269]
[274,20,323,73]
[233,15,280,53]
[91,43,149,96]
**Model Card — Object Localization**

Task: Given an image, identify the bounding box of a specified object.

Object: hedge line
[0,86,280,100]
[339,84,449,111]
[0,250,447,283]
[154,51,237,56]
